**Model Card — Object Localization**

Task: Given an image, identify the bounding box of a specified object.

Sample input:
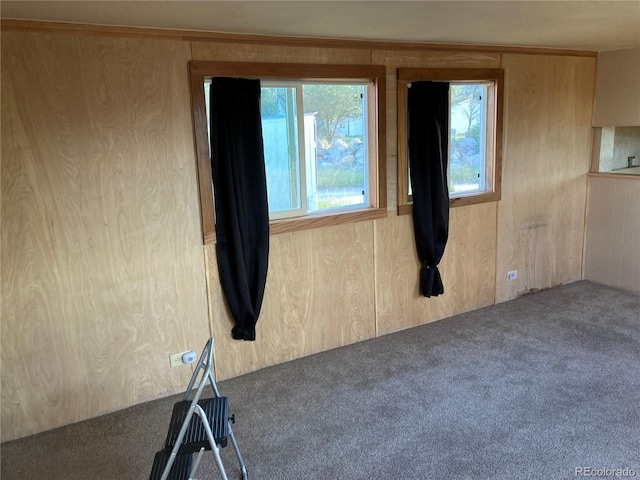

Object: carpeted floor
[2,280,639,480]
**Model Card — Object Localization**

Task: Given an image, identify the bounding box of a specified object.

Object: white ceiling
[2,1,640,52]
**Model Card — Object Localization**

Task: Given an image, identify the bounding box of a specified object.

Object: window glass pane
[261,87,301,213]
[207,80,371,220]
[449,84,487,195]
[303,84,367,212]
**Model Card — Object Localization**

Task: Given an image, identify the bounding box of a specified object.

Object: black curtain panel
[407,81,450,297]
[209,77,269,341]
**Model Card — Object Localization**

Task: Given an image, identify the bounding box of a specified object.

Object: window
[398,68,503,213]
[190,62,387,243]
[449,83,490,195]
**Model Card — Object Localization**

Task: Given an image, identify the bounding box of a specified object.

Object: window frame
[397,68,504,215]
[189,61,387,244]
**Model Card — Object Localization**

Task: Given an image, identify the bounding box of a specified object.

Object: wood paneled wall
[1,24,597,440]
[1,32,210,441]
[207,223,376,380]
[495,54,595,302]
[374,205,497,336]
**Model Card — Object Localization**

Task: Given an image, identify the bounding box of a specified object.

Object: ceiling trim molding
[0,19,598,58]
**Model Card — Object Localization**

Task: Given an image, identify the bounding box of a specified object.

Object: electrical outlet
[169,351,190,368]
[507,270,518,281]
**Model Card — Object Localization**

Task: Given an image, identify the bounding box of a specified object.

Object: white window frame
[259,80,371,220]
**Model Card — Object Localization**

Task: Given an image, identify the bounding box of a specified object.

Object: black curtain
[407,81,450,297]
[209,77,269,341]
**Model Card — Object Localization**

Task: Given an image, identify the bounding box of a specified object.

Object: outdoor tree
[302,84,363,146]
[260,88,286,117]
[451,84,482,136]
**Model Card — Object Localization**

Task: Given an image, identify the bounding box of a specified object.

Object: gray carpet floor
[2,280,639,480]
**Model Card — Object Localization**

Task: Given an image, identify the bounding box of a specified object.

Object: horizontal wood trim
[203,208,389,244]
[269,208,388,236]
[398,192,501,215]
[450,191,501,207]
[1,19,598,58]
[587,172,640,180]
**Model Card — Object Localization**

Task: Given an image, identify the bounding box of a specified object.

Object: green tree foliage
[260,88,287,117]
[451,84,482,136]
[302,85,363,145]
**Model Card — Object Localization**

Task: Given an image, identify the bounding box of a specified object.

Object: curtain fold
[209,77,269,341]
[407,81,450,297]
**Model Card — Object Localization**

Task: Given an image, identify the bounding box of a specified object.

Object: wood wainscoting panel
[584,175,640,293]
[495,54,596,302]
[375,202,497,336]
[1,31,209,441]
[206,221,377,380]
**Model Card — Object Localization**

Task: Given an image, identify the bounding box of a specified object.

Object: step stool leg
[207,371,248,479]
[194,404,229,480]
[188,447,205,480]
[227,426,248,479]
[184,339,214,402]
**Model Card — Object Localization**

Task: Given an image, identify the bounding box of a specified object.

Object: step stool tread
[149,449,192,480]
[165,397,229,453]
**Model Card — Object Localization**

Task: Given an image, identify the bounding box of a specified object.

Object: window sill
[270,207,388,235]
[397,191,500,215]
[203,207,388,244]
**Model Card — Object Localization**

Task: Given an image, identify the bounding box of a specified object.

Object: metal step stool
[149,338,248,480]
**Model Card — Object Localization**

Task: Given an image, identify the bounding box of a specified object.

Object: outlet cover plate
[169,351,190,368]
